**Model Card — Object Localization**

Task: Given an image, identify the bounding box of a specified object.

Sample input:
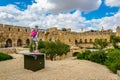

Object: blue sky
[82,1,119,20]
[0,0,34,10]
[0,0,120,32]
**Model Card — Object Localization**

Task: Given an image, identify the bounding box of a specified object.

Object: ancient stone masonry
[0,24,120,49]
[0,24,31,48]
[116,26,120,37]
[42,27,115,49]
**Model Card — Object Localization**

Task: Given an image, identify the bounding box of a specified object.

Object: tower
[116,26,120,37]
[101,26,104,32]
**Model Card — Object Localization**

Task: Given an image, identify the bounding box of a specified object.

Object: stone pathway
[0,54,118,80]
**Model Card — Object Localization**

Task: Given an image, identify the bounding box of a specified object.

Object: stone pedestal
[23,53,45,71]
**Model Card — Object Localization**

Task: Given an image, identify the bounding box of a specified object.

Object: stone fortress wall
[0,24,120,49]
[0,24,31,48]
[41,27,115,49]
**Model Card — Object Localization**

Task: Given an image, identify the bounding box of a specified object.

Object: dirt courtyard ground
[0,54,118,80]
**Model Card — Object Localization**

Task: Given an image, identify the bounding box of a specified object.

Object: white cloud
[105,0,120,7]
[106,12,116,16]
[84,11,120,32]
[100,11,120,31]
[34,0,102,13]
[0,0,120,33]
[40,10,86,32]
[0,0,101,30]
[0,5,22,25]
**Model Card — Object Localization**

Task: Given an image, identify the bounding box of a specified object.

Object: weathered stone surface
[0,24,120,52]
[0,48,16,54]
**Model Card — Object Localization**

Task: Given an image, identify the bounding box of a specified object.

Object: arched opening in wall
[45,32,49,36]
[75,39,78,44]
[69,39,71,42]
[72,52,79,57]
[85,39,87,43]
[17,39,22,47]
[5,39,12,47]
[94,39,97,42]
[25,29,27,32]
[18,28,20,32]
[9,28,11,31]
[49,38,52,41]
[105,39,107,42]
[80,39,82,43]
[26,39,30,46]
[90,39,92,43]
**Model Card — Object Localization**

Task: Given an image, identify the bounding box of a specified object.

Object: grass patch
[0,52,13,61]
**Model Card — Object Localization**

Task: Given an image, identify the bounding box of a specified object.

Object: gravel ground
[0,54,118,80]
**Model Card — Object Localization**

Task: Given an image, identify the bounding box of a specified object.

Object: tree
[110,35,120,49]
[38,40,45,49]
[29,44,33,52]
[90,30,95,32]
[55,40,70,56]
[62,28,67,31]
[93,39,108,49]
[38,40,70,61]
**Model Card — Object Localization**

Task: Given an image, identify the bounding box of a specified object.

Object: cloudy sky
[0,0,120,32]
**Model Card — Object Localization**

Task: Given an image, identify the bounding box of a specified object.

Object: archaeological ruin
[0,24,120,49]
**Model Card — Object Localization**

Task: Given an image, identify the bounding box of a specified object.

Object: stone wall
[116,26,120,37]
[0,24,120,49]
[0,48,16,54]
[0,24,31,48]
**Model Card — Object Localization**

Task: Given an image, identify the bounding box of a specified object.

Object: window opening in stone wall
[105,39,107,42]
[49,38,51,41]
[95,39,97,42]
[5,39,12,47]
[9,28,11,31]
[69,39,71,42]
[18,28,20,32]
[75,39,78,44]
[90,39,92,43]
[80,39,82,43]
[26,39,30,46]
[85,39,87,43]
[25,29,27,32]
[17,39,22,47]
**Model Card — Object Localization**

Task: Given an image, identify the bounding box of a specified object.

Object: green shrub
[104,49,120,73]
[110,35,120,49]
[82,50,91,60]
[55,40,70,56]
[77,49,120,73]
[77,50,91,60]
[106,49,114,53]
[62,28,67,31]
[29,44,33,52]
[77,53,83,59]
[38,40,45,50]
[89,51,99,63]
[39,48,46,53]
[107,49,120,61]
[37,40,70,60]
[0,52,13,61]
[89,50,106,64]
[93,39,108,49]
[105,59,120,73]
